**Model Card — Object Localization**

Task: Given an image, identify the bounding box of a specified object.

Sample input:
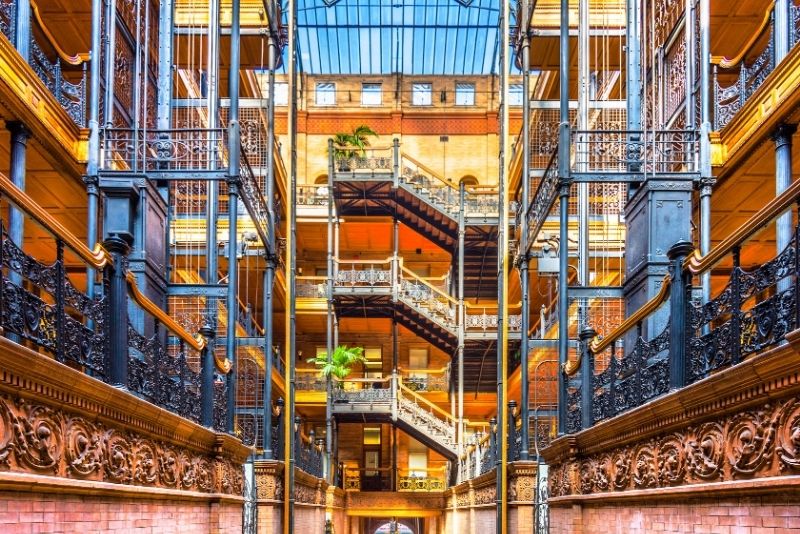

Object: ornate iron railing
[713,6,777,130]
[523,147,560,250]
[335,146,394,173]
[567,178,800,432]
[397,384,457,452]
[100,128,227,173]
[0,173,230,431]
[29,30,86,126]
[465,309,523,333]
[400,365,450,393]
[397,467,446,492]
[295,422,324,478]
[297,184,329,207]
[0,222,107,376]
[570,129,700,176]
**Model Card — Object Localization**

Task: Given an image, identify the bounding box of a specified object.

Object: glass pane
[455,82,475,106]
[362,83,382,106]
[274,82,288,106]
[316,82,336,105]
[509,84,524,106]
[412,83,432,105]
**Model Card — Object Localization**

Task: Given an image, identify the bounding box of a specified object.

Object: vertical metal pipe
[225,0,241,435]
[200,324,216,427]
[206,0,221,297]
[86,0,103,301]
[103,0,115,127]
[284,0,298,531]
[518,0,531,463]
[685,0,696,129]
[497,2,511,534]
[577,0,590,328]
[774,124,797,266]
[557,0,571,438]
[699,0,713,304]
[13,0,30,60]
[7,122,29,270]
[775,0,791,62]
[262,21,279,460]
[457,183,465,459]
[326,138,335,482]
[156,0,174,130]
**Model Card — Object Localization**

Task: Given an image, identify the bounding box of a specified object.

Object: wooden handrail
[711,1,774,69]
[580,275,671,366]
[0,174,112,269]
[400,265,458,305]
[685,178,800,274]
[399,378,455,423]
[584,175,800,371]
[31,0,90,66]
[336,257,393,265]
[398,365,449,375]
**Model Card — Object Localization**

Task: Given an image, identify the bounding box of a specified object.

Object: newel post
[667,240,694,390]
[104,234,131,388]
[579,327,597,430]
[199,323,216,427]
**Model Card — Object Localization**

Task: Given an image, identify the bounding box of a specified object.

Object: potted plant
[306,345,366,401]
[331,125,378,171]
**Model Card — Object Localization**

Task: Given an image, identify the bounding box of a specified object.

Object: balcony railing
[101,128,227,174]
[564,176,800,433]
[713,3,800,130]
[0,173,230,430]
[0,0,87,126]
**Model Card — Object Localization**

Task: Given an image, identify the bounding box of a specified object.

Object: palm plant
[331,125,378,167]
[307,345,366,383]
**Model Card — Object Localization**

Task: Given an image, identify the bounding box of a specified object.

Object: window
[455,82,475,106]
[361,83,382,106]
[412,83,432,106]
[364,347,382,372]
[273,82,288,106]
[509,83,524,106]
[316,82,336,106]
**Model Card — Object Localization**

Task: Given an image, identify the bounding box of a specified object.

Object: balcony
[0,172,233,430]
[0,0,86,127]
[711,2,800,169]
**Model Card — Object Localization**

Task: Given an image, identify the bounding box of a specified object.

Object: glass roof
[292,0,513,75]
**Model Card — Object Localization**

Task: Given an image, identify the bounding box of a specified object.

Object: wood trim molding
[543,329,800,500]
[0,35,87,178]
[712,38,800,179]
[0,336,250,465]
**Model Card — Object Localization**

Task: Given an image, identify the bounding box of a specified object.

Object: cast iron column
[104,234,131,388]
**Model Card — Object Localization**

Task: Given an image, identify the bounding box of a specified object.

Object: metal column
[262,14,279,460]
[774,124,797,263]
[457,183,465,458]
[518,0,531,462]
[103,0,116,126]
[326,138,335,481]
[496,2,511,534]
[284,0,298,531]
[557,0,571,437]
[577,0,590,328]
[225,0,242,434]
[7,121,29,289]
[13,0,30,60]
[699,0,713,304]
[85,0,103,299]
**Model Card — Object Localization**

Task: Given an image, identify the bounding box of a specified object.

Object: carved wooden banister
[0,173,112,268]
[711,1,775,69]
[31,0,90,66]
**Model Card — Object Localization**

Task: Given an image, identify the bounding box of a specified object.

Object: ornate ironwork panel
[127,324,202,425]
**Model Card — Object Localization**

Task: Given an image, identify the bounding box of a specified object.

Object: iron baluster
[668,241,694,389]
[579,327,596,430]
[178,339,187,418]
[507,400,517,462]
[796,202,800,328]
[200,323,215,427]
[608,342,618,419]
[731,246,742,366]
[54,239,65,363]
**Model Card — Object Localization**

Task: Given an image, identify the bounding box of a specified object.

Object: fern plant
[306,345,366,383]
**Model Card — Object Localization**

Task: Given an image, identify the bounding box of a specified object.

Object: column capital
[6,121,30,142]
[772,123,797,149]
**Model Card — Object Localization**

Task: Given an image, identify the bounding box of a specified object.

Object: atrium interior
[0,0,798,533]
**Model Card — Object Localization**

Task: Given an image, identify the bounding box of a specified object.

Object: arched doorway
[373,521,415,534]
